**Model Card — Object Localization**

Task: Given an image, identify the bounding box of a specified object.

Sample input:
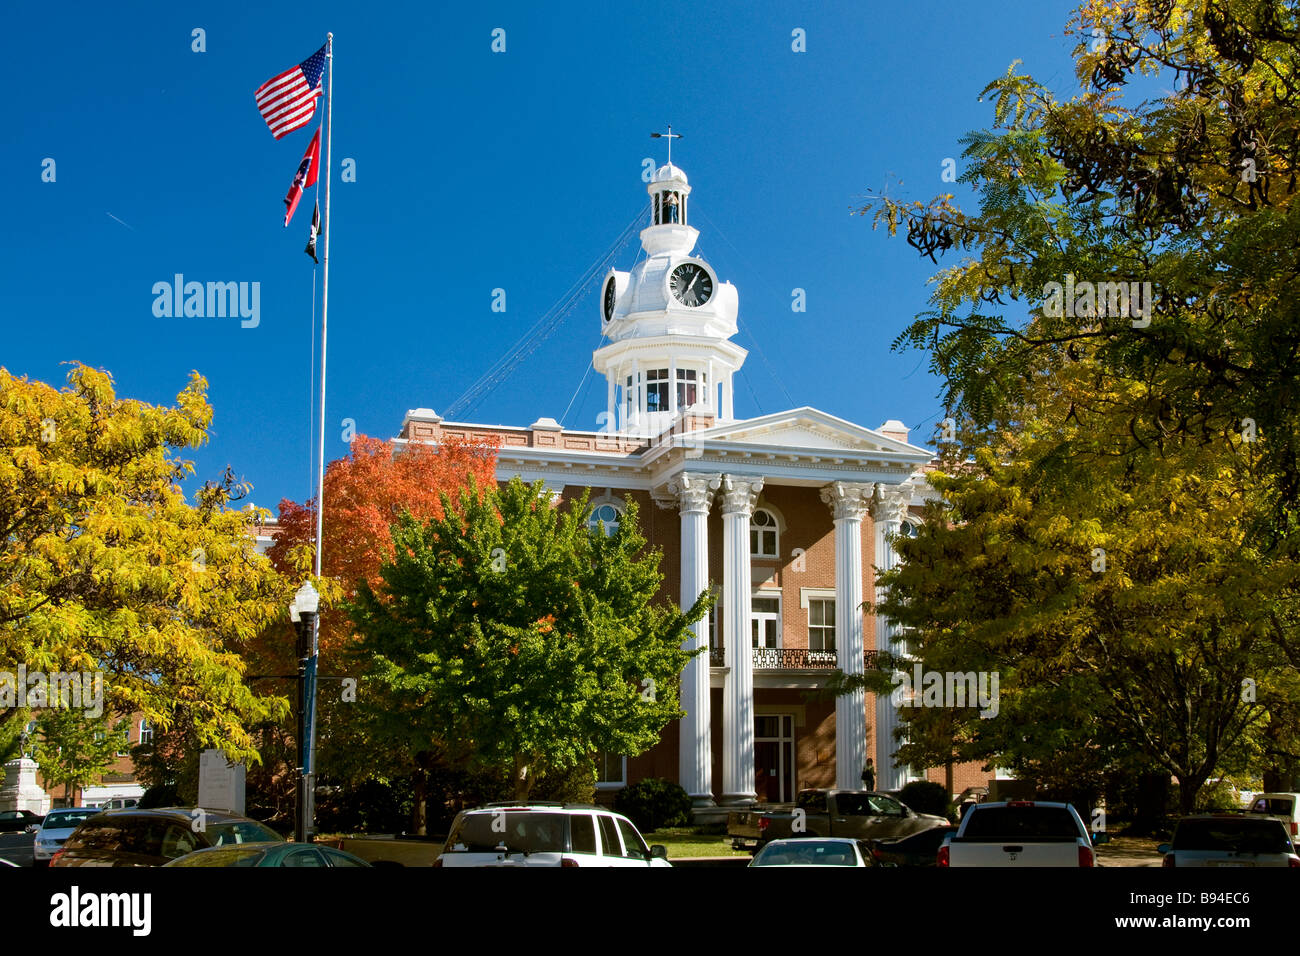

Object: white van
[1249,793,1300,839]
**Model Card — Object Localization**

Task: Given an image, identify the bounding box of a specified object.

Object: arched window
[750,508,779,557]
[588,502,623,537]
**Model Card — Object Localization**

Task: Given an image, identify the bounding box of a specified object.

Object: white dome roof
[652,163,688,185]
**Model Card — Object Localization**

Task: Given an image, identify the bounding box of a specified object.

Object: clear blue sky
[3,0,1087,511]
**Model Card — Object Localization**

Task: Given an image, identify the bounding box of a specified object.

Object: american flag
[255,42,327,140]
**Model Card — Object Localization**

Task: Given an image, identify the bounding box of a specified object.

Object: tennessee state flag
[283,128,320,226]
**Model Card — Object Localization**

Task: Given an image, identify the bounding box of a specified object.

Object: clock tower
[594,162,747,437]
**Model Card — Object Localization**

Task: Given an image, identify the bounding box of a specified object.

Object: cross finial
[650,125,682,166]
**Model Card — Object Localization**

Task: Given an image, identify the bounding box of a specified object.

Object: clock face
[670,262,713,307]
[603,276,616,322]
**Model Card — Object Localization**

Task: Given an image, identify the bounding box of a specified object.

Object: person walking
[861,758,876,791]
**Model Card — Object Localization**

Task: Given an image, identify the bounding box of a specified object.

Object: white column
[821,482,874,791]
[872,481,915,791]
[606,375,615,430]
[720,474,763,805]
[670,472,721,806]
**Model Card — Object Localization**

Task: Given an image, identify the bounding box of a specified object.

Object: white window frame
[800,588,838,658]
[750,508,779,558]
[139,720,153,746]
[751,592,782,651]
[645,368,669,413]
[594,750,627,790]
[587,497,625,537]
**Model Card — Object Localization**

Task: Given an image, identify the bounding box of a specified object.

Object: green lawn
[643,827,752,858]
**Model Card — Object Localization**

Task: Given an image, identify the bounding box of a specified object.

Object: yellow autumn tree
[0,363,314,764]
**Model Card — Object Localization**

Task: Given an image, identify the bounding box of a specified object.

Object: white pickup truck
[938,800,1108,867]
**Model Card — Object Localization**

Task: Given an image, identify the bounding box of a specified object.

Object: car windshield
[206,821,284,845]
[753,841,859,866]
[1174,819,1291,854]
[445,812,568,854]
[960,806,1083,841]
[42,810,96,828]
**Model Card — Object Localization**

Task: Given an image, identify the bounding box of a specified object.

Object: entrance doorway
[754,714,796,803]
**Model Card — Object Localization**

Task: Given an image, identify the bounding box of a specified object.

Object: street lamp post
[288,581,320,843]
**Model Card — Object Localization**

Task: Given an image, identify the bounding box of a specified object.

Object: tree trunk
[1177,774,1204,816]
[513,755,532,802]
[1130,771,1170,836]
[411,774,427,836]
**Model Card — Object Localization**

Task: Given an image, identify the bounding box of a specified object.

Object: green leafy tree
[34,706,128,803]
[0,363,310,764]
[850,0,1300,804]
[860,0,1300,530]
[348,477,709,802]
[848,354,1300,813]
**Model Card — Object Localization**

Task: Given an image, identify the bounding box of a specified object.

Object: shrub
[614,778,693,832]
[897,780,951,818]
[138,783,181,809]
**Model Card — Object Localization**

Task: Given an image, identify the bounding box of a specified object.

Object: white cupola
[594,161,747,437]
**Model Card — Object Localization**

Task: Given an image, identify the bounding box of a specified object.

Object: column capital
[667,472,722,514]
[820,481,874,521]
[872,481,913,525]
[718,475,764,516]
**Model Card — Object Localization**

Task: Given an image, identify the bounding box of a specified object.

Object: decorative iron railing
[707,647,883,670]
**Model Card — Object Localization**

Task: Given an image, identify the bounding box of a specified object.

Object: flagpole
[302,30,332,844]
[314,32,332,584]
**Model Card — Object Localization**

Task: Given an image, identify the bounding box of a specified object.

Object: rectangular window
[751,596,781,649]
[595,749,626,788]
[675,368,698,409]
[645,369,669,412]
[598,814,623,857]
[809,598,836,652]
[570,814,597,854]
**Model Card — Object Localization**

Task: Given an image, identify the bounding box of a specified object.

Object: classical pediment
[687,407,929,459]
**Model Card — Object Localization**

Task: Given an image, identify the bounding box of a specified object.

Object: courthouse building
[396,161,986,807]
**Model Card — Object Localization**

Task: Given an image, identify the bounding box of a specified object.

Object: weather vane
[651,125,682,165]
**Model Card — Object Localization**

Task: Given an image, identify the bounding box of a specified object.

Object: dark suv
[51,807,284,867]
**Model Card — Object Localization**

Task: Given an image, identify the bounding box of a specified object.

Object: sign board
[198,749,246,815]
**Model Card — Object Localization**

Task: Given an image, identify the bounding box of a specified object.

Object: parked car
[728,789,948,849]
[436,802,670,867]
[33,807,99,865]
[1248,792,1300,840]
[749,837,882,867]
[1159,813,1300,868]
[50,807,284,867]
[869,823,956,867]
[939,800,1108,867]
[0,809,44,833]
[164,842,371,867]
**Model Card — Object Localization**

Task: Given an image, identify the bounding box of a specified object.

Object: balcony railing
[708,647,882,670]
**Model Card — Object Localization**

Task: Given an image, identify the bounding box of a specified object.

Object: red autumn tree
[258,433,499,672]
